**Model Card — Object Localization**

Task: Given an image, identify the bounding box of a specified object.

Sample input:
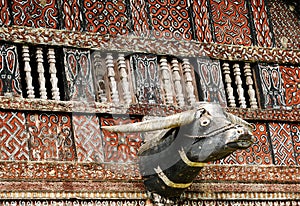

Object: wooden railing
[0,43,261,109]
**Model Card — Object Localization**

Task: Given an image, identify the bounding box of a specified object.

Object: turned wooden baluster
[93,52,107,103]
[117,54,132,104]
[47,48,60,100]
[244,63,258,109]
[171,58,185,107]
[222,62,236,107]
[182,58,196,105]
[22,46,35,98]
[160,57,174,104]
[233,63,247,108]
[36,48,47,99]
[105,53,119,104]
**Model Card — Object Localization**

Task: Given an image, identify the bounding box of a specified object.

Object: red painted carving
[130,0,151,37]
[72,114,104,162]
[100,115,142,163]
[269,122,296,165]
[11,0,59,28]
[192,0,213,42]
[83,0,129,35]
[27,113,76,161]
[0,111,29,160]
[291,124,300,165]
[209,0,252,46]
[0,0,11,26]
[61,0,82,31]
[148,0,193,40]
[280,66,300,107]
[250,0,273,47]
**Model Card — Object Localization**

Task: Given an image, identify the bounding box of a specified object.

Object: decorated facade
[0,0,300,205]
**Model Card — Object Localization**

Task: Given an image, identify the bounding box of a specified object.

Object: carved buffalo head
[102,102,254,198]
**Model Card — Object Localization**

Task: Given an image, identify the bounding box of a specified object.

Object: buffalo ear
[101,109,205,133]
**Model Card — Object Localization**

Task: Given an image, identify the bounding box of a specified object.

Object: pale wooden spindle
[105,53,119,104]
[160,57,174,104]
[171,58,185,107]
[182,58,196,105]
[36,48,47,99]
[222,62,236,107]
[47,48,60,100]
[22,45,35,98]
[117,54,132,104]
[92,52,107,103]
[233,63,247,108]
[244,63,258,109]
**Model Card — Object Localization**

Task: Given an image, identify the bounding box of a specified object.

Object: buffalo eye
[200,117,210,126]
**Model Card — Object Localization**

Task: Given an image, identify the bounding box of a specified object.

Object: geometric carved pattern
[11,0,59,28]
[280,66,300,107]
[0,44,22,97]
[63,48,95,101]
[209,0,252,46]
[27,112,76,161]
[268,0,300,49]
[83,0,129,35]
[218,122,272,165]
[72,114,104,162]
[60,0,83,31]
[257,64,286,108]
[291,123,300,165]
[192,0,213,42]
[130,0,151,37]
[196,57,227,107]
[0,111,29,160]
[148,0,193,40]
[131,54,162,104]
[249,0,274,47]
[0,0,11,26]
[269,122,296,166]
[100,115,142,163]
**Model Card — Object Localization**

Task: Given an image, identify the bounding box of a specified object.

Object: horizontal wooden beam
[0,26,299,64]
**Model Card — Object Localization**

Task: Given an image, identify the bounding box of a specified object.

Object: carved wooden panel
[256,64,286,108]
[72,114,104,162]
[209,0,252,46]
[83,0,129,35]
[0,44,22,97]
[0,111,29,160]
[60,0,83,31]
[0,0,11,26]
[269,122,296,166]
[195,57,226,107]
[63,48,95,101]
[27,112,76,161]
[291,124,300,165]
[148,0,193,40]
[11,0,59,28]
[268,0,300,49]
[100,115,142,163]
[192,0,213,42]
[130,0,151,37]
[280,66,300,107]
[131,54,162,104]
[249,0,274,47]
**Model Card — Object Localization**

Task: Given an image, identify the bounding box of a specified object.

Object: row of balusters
[19,46,258,109]
[22,45,60,101]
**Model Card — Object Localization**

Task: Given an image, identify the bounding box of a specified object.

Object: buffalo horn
[102,109,204,133]
[225,112,253,132]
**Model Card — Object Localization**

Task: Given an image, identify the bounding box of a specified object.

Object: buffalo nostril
[237,129,243,134]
